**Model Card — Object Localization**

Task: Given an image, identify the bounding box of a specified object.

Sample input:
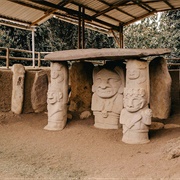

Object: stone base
[44,121,66,131]
[94,112,119,129]
[122,129,150,144]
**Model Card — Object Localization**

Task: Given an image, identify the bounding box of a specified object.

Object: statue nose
[99,79,108,89]
[127,99,133,107]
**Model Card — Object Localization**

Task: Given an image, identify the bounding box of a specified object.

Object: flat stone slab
[45,48,171,61]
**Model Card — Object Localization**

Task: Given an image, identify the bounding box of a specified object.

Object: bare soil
[0,105,179,179]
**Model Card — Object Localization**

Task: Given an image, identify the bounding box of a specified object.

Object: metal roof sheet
[0,0,179,32]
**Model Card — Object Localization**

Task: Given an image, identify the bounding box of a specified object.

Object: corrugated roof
[0,0,179,32]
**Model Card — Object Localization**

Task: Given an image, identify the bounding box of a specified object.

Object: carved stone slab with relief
[44,62,68,131]
[91,66,124,129]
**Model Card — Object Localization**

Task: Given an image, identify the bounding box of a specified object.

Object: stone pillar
[149,57,172,119]
[91,66,124,129]
[11,64,25,114]
[44,62,69,131]
[120,60,152,144]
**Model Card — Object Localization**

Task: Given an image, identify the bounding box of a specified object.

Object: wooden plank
[44,48,171,61]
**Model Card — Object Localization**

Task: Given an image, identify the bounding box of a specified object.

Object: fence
[0,47,52,68]
[0,47,180,69]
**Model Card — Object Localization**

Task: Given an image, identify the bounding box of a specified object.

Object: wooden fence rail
[0,47,179,69]
[0,47,52,68]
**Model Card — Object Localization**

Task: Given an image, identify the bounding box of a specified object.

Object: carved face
[93,69,121,98]
[47,91,62,104]
[127,68,140,80]
[123,88,146,112]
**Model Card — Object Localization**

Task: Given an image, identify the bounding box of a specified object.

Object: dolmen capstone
[44,48,171,144]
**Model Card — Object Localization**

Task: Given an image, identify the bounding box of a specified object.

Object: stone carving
[120,88,152,144]
[11,64,25,114]
[44,62,68,131]
[120,60,152,144]
[91,66,124,129]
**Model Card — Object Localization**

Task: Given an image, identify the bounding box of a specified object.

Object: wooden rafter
[29,0,120,31]
[131,0,154,12]
[98,0,136,19]
[92,0,129,18]
[162,0,174,9]
[72,1,122,24]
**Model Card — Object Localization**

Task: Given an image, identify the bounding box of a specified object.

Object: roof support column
[82,7,85,49]
[32,27,35,67]
[78,6,82,49]
[119,23,124,48]
[78,6,85,49]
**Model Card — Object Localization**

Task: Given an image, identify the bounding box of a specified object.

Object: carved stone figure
[44,62,68,131]
[11,64,25,114]
[91,67,124,129]
[120,88,152,144]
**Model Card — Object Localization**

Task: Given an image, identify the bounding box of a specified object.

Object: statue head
[92,67,124,98]
[123,88,147,112]
[126,60,147,83]
[47,90,63,104]
[51,62,64,82]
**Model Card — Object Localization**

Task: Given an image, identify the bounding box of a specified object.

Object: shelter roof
[0,0,180,32]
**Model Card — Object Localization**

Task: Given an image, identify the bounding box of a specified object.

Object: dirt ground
[0,105,179,179]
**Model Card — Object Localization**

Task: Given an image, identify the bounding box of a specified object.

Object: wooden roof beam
[162,0,174,9]
[131,0,155,12]
[29,0,120,31]
[93,0,129,18]
[72,1,123,24]
[97,0,136,20]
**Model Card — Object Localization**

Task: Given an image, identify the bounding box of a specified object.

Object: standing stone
[91,66,124,129]
[11,64,25,114]
[31,70,48,113]
[44,62,69,131]
[69,62,94,113]
[149,57,172,119]
[120,60,152,144]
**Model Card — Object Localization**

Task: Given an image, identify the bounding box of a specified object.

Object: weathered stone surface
[92,66,124,129]
[169,71,180,105]
[0,69,12,112]
[80,111,91,119]
[44,62,69,131]
[11,64,25,114]
[120,60,152,144]
[149,122,164,130]
[23,70,36,113]
[31,70,48,113]
[45,48,171,61]
[69,62,94,113]
[164,124,180,129]
[149,57,172,119]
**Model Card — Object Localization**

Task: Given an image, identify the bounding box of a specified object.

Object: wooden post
[6,48,10,69]
[78,6,82,49]
[119,24,124,48]
[82,7,85,49]
[38,52,41,67]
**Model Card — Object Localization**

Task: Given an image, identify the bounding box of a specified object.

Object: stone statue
[120,88,152,144]
[11,64,25,114]
[91,66,124,129]
[44,62,68,131]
